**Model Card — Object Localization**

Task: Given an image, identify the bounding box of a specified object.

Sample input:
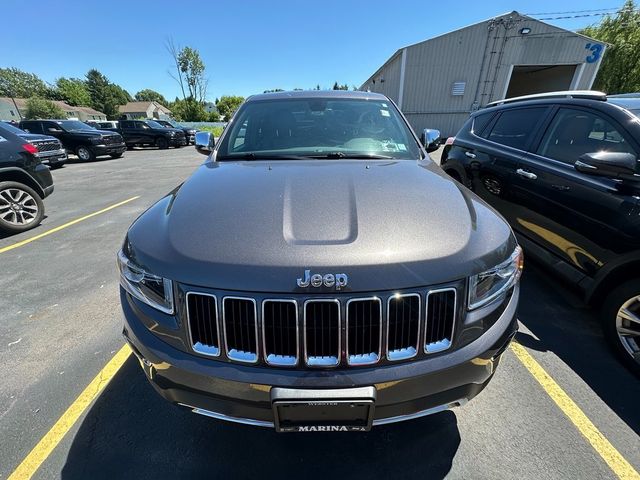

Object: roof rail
[486,90,607,107]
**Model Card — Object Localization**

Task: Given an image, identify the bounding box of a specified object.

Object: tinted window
[216,98,421,160]
[120,121,132,129]
[472,112,493,135]
[21,121,43,134]
[538,108,637,165]
[486,108,546,150]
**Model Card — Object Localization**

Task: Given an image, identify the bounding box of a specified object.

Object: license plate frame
[271,386,376,432]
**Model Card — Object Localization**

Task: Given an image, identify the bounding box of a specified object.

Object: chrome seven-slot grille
[185,288,457,368]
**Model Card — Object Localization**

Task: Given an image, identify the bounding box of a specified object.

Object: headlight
[90,137,104,144]
[468,246,523,310]
[117,248,174,314]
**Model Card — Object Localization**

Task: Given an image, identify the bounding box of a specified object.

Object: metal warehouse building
[361,11,606,136]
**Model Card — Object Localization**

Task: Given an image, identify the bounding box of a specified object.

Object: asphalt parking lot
[0,147,638,480]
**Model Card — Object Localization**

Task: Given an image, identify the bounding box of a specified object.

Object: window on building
[486,107,547,150]
[538,107,637,165]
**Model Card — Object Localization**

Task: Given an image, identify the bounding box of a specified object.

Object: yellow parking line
[8,344,131,480]
[0,196,140,255]
[510,341,640,480]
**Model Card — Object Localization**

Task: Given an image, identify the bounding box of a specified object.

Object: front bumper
[91,143,127,156]
[37,149,67,166]
[170,137,187,147]
[122,286,518,429]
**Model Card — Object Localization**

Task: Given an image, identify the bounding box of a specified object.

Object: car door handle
[551,184,570,191]
[516,168,537,180]
[465,151,476,159]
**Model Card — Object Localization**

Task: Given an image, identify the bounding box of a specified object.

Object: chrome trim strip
[386,293,421,361]
[345,297,382,366]
[303,298,341,367]
[261,299,299,367]
[372,399,467,426]
[185,292,220,357]
[180,398,467,429]
[424,288,457,354]
[222,296,259,364]
[180,404,274,428]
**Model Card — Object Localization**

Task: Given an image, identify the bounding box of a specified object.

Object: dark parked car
[441,90,640,374]
[113,120,186,149]
[119,90,522,432]
[2,122,67,169]
[152,119,197,145]
[19,120,126,162]
[0,122,54,233]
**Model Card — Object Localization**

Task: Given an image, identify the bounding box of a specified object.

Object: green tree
[55,77,91,106]
[85,69,131,118]
[208,111,221,122]
[0,67,51,98]
[580,1,640,93]
[170,97,208,121]
[135,88,168,106]
[25,97,65,119]
[216,95,244,120]
[167,40,209,120]
[332,82,349,91]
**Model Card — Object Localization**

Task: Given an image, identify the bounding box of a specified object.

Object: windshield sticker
[381,103,388,108]
[380,109,390,117]
[397,144,407,151]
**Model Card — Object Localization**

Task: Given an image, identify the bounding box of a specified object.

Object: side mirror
[195,131,215,155]
[422,128,441,153]
[48,127,63,133]
[575,152,640,182]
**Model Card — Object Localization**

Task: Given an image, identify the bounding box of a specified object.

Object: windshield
[164,119,179,127]
[216,98,421,160]
[58,120,95,132]
[147,120,164,129]
[1,122,25,135]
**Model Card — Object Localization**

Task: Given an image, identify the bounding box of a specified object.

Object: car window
[471,112,493,135]
[22,121,43,134]
[485,108,547,150]
[538,108,637,165]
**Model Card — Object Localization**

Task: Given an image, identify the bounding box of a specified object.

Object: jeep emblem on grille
[296,270,348,290]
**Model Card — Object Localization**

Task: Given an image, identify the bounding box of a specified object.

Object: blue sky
[0,0,625,101]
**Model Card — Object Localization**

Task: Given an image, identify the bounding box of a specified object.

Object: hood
[18,133,59,142]
[127,159,516,293]
[68,129,112,137]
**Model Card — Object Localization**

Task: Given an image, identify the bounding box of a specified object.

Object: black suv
[19,119,126,162]
[152,119,197,145]
[441,91,640,373]
[0,122,54,234]
[114,120,186,149]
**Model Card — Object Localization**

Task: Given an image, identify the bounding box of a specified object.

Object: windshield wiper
[306,152,394,159]
[216,153,308,161]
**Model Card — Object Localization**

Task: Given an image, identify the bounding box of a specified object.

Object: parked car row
[86,119,196,145]
[439,90,640,375]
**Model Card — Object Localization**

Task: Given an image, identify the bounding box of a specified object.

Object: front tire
[155,137,169,149]
[0,182,45,234]
[76,145,95,161]
[601,279,640,376]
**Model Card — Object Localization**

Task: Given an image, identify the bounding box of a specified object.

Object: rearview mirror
[421,128,441,153]
[195,131,215,155]
[575,152,640,182]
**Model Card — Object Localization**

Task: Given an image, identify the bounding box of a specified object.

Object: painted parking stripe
[511,341,639,480]
[0,196,140,255]
[7,344,131,480]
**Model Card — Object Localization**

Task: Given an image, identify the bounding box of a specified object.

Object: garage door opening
[505,65,578,99]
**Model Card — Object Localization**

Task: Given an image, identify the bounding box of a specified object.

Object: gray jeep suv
[118,91,522,432]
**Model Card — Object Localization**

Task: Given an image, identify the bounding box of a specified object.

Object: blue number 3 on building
[585,43,603,63]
